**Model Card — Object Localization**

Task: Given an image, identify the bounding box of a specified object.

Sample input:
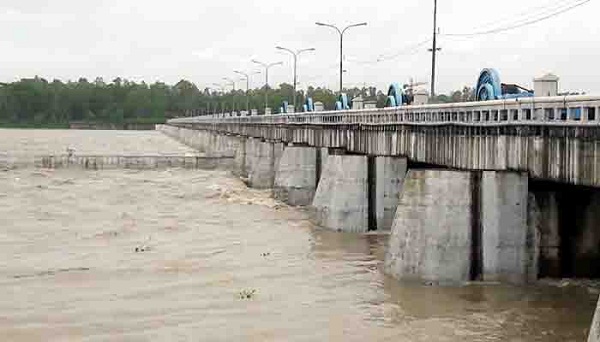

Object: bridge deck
[166,95,600,187]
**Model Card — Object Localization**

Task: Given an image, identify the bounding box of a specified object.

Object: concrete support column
[233,136,247,178]
[385,170,475,284]
[312,155,368,233]
[273,146,318,206]
[385,170,534,285]
[481,171,531,283]
[374,157,408,231]
[245,138,284,189]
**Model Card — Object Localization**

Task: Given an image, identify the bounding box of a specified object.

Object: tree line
[0,76,474,127]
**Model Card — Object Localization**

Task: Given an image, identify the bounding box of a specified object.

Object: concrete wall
[385,170,474,284]
[273,146,318,206]
[312,155,368,233]
[233,136,247,178]
[481,172,531,283]
[246,139,283,189]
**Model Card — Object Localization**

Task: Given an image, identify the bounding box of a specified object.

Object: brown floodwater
[0,129,597,341]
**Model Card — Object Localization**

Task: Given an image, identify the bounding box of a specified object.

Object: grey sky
[0,0,597,95]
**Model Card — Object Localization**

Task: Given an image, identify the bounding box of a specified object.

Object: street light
[252,59,283,114]
[315,21,367,93]
[222,77,236,114]
[276,46,315,112]
[212,83,226,114]
[234,70,261,113]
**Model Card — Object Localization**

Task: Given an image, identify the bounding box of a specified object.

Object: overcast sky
[0,0,597,94]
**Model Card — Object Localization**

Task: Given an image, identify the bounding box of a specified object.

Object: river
[0,129,596,341]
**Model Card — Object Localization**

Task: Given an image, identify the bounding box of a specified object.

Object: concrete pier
[385,170,535,284]
[158,124,600,288]
[245,139,284,189]
[233,136,247,178]
[273,146,318,206]
[481,171,531,283]
[312,155,368,233]
[385,170,474,284]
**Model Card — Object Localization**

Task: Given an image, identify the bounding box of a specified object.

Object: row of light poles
[214,21,367,114]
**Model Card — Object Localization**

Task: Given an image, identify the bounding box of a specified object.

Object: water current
[0,129,596,341]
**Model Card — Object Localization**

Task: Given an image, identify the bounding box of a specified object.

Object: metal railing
[168,95,600,126]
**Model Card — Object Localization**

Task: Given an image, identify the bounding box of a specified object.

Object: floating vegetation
[238,289,257,300]
[135,245,151,253]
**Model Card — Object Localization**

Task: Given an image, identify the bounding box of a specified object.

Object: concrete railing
[169,95,600,126]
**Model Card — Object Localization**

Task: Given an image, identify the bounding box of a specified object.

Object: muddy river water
[0,129,597,341]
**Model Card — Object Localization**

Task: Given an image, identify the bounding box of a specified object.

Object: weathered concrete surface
[312,155,368,233]
[384,170,473,284]
[246,139,284,189]
[375,157,407,231]
[589,296,600,342]
[158,125,208,152]
[273,146,318,206]
[232,136,247,178]
[180,122,600,188]
[481,172,531,284]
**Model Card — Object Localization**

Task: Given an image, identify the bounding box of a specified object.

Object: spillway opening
[367,156,377,231]
[470,172,483,281]
[530,180,600,279]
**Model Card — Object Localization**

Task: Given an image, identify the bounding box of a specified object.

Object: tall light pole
[212,83,225,113]
[252,59,283,114]
[234,70,261,113]
[429,0,441,99]
[316,21,367,93]
[223,77,236,114]
[276,46,315,111]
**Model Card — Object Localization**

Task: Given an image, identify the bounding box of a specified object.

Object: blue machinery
[303,97,315,112]
[386,83,413,107]
[279,101,289,114]
[475,68,533,101]
[301,68,542,111]
[335,93,350,110]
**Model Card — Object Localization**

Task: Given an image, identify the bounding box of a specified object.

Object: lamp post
[315,21,367,93]
[276,46,315,112]
[234,70,261,113]
[222,77,236,115]
[252,59,283,114]
[212,83,226,114]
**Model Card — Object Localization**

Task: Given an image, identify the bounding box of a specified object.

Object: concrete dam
[162,93,600,287]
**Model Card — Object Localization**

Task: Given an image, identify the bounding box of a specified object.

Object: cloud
[0,0,598,94]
